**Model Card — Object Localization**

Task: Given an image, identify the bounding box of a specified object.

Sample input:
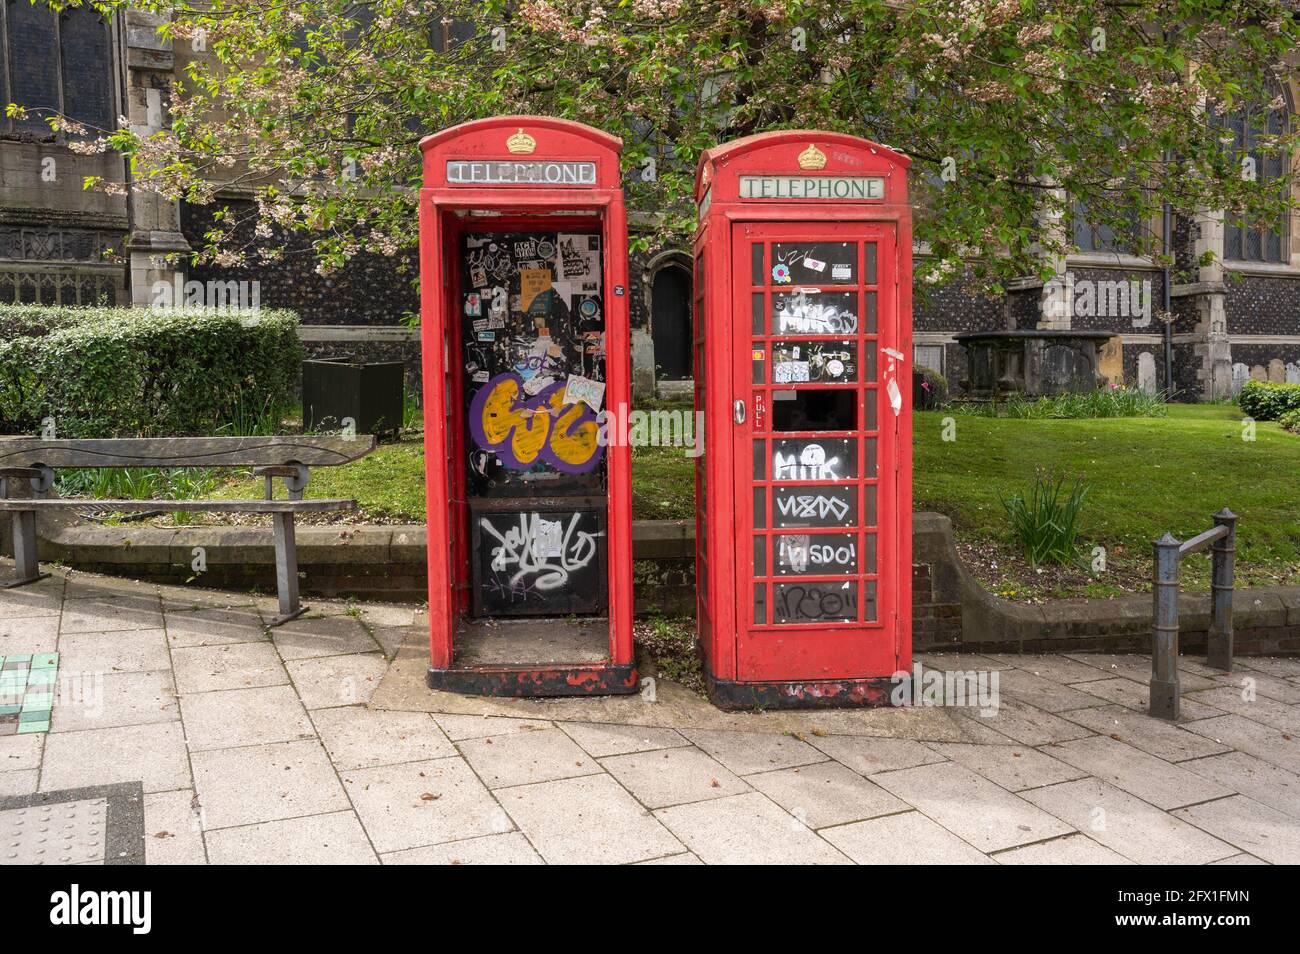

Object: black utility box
[302,356,405,436]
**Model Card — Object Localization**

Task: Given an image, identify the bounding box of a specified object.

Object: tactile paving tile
[0,797,107,864]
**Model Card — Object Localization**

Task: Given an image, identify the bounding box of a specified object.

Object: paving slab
[1074,677,1223,720]
[1178,751,1300,820]
[342,757,509,853]
[1182,715,1300,774]
[50,669,178,733]
[171,642,287,694]
[312,707,454,771]
[61,595,163,634]
[0,769,38,796]
[286,653,388,709]
[458,728,602,789]
[1210,852,1268,864]
[192,739,348,830]
[984,654,1116,684]
[681,728,827,775]
[1198,669,1300,704]
[1063,654,1218,691]
[41,721,190,793]
[953,697,1094,747]
[164,606,268,648]
[915,652,1015,671]
[0,733,43,773]
[655,792,850,865]
[1173,794,1300,865]
[922,742,1086,792]
[995,833,1132,865]
[996,669,1106,712]
[1183,687,1300,734]
[0,585,63,619]
[1238,656,1300,679]
[1041,736,1234,810]
[180,685,314,751]
[745,761,908,829]
[432,714,554,741]
[143,790,207,865]
[271,615,380,660]
[57,629,170,675]
[556,721,689,757]
[871,761,1073,853]
[1021,778,1236,864]
[806,735,945,776]
[205,810,379,865]
[638,851,703,864]
[821,810,993,864]
[599,746,749,809]
[498,773,682,865]
[382,832,543,865]
[1058,705,1230,762]
[0,617,58,656]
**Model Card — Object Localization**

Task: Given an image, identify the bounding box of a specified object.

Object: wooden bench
[0,436,376,626]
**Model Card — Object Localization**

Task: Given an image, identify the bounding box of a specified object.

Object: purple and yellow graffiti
[468,372,604,474]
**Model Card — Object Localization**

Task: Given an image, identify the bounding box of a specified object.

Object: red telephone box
[693,131,913,709]
[419,116,636,696]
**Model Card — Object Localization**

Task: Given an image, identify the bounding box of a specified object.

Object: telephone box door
[731,221,903,681]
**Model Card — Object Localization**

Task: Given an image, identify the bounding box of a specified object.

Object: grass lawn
[203,403,1298,598]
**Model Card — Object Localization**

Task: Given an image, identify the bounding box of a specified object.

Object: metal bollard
[1150,532,1181,721]
[1207,508,1237,672]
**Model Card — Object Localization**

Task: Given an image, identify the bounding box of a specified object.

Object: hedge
[0,305,303,438]
[1238,379,1300,422]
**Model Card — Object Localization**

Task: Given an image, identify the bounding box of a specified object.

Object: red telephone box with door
[693,131,912,709]
[418,116,636,696]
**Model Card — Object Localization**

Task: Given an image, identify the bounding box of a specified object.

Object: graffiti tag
[469,372,604,474]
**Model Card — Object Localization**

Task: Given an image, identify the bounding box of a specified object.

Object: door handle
[733,399,746,424]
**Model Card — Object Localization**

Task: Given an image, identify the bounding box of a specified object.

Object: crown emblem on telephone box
[507,129,537,155]
[798,144,827,170]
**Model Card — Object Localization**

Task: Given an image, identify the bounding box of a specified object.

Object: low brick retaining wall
[5,509,1298,655]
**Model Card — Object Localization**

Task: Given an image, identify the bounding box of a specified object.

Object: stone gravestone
[1287,362,1300,384]
[1136,351,1157,395]
[1250,364,1268,382]
[1231,362,1251,396]
[1268,358,1287,383]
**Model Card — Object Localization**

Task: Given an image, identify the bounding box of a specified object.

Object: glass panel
[864,344,877,381]
[863,437,877,477]
[862,292,877,333]
[753,536,767,576]
[772,291,859,336]
[772,438,857,481]
[862,533,877,572]
[753,439,766,480]
[751,292,765,335]
[863,389,878,430]
[772,390,857,432]
[754,583,767,624]
[752,345,765,384]
[774,533,858,576]
[772,485,858,528]
[864,484,877,526]
[863,581,877,621]
[773,581,857,624]
[770,340,857,382]
[864,243,878,284]
[773,243,856,284]
[751,242,765,286]
[752,487,766,528]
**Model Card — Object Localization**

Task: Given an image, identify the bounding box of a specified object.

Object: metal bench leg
[267,511,307,627]
[1150,533,1181,720]
[2,511,48,589]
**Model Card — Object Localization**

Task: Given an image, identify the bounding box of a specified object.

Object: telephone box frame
[418,116,636,696]
[693,131,913,709]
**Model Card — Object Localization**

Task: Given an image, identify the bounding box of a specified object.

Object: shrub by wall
[1238,380,1300,422]
[0,306,303,437]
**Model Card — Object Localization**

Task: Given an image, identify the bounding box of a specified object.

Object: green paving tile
[18,708,48,723]
[3,654,31,664]
[0,705,21,716]
[16,720,49,734]
[0,652,59,735]
[21,692,52,710]
[30,653,58,669]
